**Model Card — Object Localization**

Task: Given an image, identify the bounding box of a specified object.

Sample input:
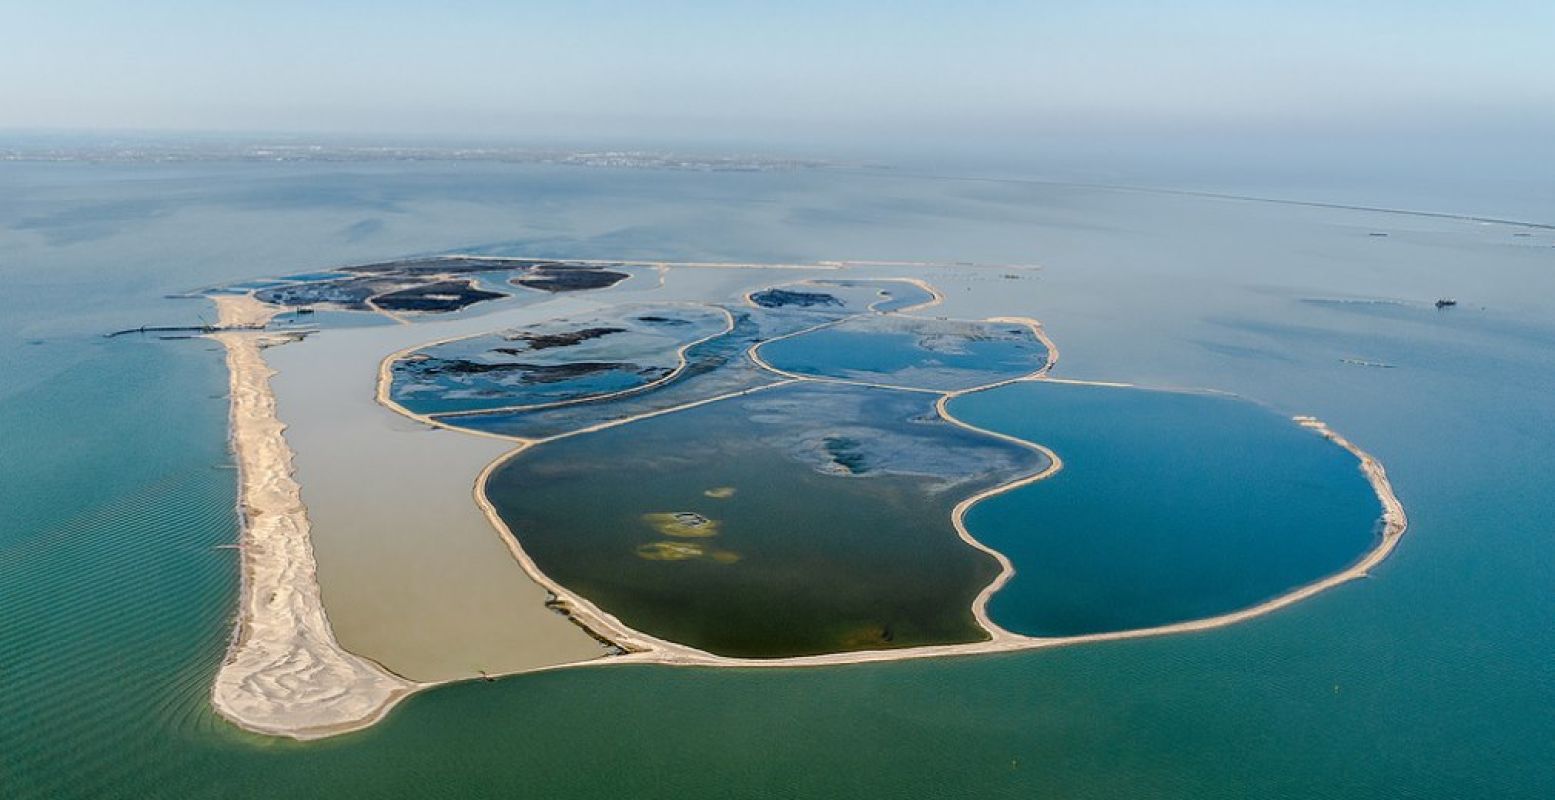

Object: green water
[2,160,1552,797]
[484,383,1040,656]
[951,382,1381,636]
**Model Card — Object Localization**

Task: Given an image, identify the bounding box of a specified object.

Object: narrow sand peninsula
[209,295,417,740]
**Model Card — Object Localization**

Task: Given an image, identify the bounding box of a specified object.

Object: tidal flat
[390,304,729,416]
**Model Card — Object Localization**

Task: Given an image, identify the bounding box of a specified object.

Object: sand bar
[208,295,418,740]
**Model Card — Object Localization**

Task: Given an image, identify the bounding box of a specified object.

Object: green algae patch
[634,541,742,564]
[643,511,722,538]
[707,549,742,564]
[635,541,707,561]
[837,624,899,648]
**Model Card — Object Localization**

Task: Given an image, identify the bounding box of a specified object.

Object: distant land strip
[841,168,1555,231]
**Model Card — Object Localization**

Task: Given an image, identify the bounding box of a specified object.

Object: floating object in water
[1435,298,1458,309]
[703,486,737,499]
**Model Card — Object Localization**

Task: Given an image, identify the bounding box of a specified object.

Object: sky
[3,1,1553,159]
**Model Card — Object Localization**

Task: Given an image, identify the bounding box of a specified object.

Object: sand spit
[267,302,608,681]
[208,295,418,740]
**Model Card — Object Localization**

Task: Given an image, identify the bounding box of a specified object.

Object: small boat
[1435,298,1458,309]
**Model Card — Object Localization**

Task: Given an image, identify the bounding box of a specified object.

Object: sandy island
[205,265,1409,739]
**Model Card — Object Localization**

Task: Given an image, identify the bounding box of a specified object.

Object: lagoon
[951,381,1383,636]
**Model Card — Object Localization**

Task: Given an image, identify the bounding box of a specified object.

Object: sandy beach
[208,295,418,740]
[263,297,610,682]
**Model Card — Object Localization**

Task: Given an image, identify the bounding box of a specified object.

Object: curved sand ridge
[209,295,418,739]
[427,276,1407,670]
[214,265,1407,738]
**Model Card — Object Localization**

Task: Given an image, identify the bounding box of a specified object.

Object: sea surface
[2,159,1553,798]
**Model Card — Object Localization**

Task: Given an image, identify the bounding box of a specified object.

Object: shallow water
[454,304,809,439]
[391,304,727,415]
[263,299,610,681]
[816,278,938,312]
[485,382,1041,656]
[2,159,1553,798]
[760,316,1046,390]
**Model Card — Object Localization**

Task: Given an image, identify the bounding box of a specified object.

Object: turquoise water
[760,318,1046,389]
[951,382,1381,636]
[2,160,1553,797]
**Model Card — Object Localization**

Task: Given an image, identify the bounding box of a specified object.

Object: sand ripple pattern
[209,297,415,739]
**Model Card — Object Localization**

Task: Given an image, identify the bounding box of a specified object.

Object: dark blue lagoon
[949,381,1385,637]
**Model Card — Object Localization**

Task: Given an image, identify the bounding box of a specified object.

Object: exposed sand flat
[208,295,417,740]
[263,297,609,682]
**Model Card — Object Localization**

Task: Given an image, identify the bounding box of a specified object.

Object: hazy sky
[4,1,1553,149]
